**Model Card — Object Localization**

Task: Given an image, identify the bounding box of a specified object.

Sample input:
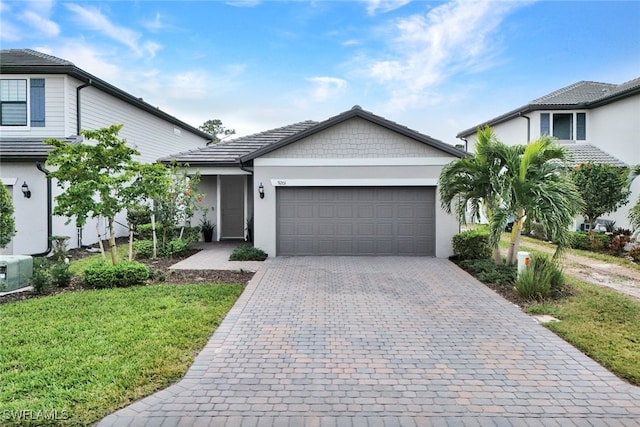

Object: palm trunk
[108,218,118,266]
[493,246,502,264]
[506,208,525,264]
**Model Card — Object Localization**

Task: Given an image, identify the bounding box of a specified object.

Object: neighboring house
[0,49,211,255]
[162,106,466,257]
[457,77,640,229]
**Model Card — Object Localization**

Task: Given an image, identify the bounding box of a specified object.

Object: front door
[220,176,245,239]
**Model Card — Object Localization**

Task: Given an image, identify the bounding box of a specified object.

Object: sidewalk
[170,242,267,272]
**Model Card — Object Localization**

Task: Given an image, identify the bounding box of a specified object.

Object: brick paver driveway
[99,257,640,426]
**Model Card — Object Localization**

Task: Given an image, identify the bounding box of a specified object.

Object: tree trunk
[96,223,106,261]
[506,208,525,264]
[151,213,158,259]
[108,218,118,266]
[493,246,502,264]
[128,223,134,261]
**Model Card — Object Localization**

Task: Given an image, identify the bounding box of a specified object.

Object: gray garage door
[277,187,435,256]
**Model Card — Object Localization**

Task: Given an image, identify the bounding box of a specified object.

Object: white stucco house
[162,106,466,257]
[457,77,640,229]
[0,49,212,255]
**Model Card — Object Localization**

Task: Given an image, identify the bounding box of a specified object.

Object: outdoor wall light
[258,182,265,199]
[21,181,31,198]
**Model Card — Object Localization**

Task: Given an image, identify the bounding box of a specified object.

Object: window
[540,112,586,140]
[1,79,27,126]
[0,79,46,127]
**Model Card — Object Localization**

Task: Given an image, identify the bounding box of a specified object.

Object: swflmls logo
[2,409,69,422]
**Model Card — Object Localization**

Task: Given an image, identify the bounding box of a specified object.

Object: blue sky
[1,0,639,145]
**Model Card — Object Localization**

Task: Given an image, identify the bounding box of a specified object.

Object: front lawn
[0,284,242,426]
[526,277,640,385]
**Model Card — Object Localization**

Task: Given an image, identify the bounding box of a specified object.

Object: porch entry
[220,175,245,239]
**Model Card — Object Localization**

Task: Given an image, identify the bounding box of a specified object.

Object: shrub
[50,262,72,288]
[590,233,611,251]
[137,224,200,244]
[458,259,516,286]
[608,235,631,257]
[133,239,189,259]
[83,261,149,288]
[452,228,491,260]
[630,246,640,263]
[127,205,152,229]
[133,239,154,258]
[30,258,52,294]
[229,244,268,261]
[613,227,632,237]
[515,253,564,299]
[569,231,611,252]
[569,232,591,250]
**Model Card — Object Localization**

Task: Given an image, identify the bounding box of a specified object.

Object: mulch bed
[0,245,255,306]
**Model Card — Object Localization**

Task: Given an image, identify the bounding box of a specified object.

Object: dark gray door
[220,176,244,239]
[277,187,435,256]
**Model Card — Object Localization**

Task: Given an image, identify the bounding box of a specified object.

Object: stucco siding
[262,118,449,159]
[589,95,640,166]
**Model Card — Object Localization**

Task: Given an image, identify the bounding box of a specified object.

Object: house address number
[276,180,287,186]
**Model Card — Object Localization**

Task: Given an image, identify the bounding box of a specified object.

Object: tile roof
[0,136,82,160]
[457,76,640,137]
[530,81,616,105]
[0,49,74,67]
[560,143,627,167]
[161,121,319,165]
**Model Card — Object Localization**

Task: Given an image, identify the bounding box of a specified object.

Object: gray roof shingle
[561,143,627,167]
[0,136,82,160]
[161,121,319,165]
[530,81,616,105]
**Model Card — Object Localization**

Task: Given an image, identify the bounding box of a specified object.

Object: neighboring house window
[0,78,46,127]
[30,79,45,127]
[0,79,27,126]
[540,112,586,141]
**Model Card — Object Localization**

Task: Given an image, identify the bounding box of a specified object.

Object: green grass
[526,277,640,385]
[0,284,243,426]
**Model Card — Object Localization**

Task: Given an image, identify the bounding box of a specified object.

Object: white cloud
[65,3,161,58]
[225,1,261,7]
[21,10,60,37]
[306,77,348,102]
[142,12,166,32]
[41,43,123,82]
[358,0,531,109]
[364,0,412,15]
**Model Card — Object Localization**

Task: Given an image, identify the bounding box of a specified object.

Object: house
[457,77,640,229]
[162,106,466,257]
[0,49,212,255]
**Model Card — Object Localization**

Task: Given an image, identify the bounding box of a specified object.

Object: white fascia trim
[187,167,251,176]
[255,158,453,167]
[270,179,438,187]
[0,177,18,186]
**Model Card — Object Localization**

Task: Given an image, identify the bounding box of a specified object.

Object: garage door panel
[277,187,435,256]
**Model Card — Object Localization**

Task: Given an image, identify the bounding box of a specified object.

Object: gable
[261,117,452,159]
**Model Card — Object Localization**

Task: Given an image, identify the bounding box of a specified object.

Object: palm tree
[629,165,640,231]
[486,136,584,264]
[439,127,504,263]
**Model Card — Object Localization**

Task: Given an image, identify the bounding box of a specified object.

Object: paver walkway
[99,257,640,426]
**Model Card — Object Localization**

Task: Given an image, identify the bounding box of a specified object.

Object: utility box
[0,255,33,292]
[517,251,530,277]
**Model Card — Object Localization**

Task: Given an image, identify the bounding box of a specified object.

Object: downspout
[31,162,52,257]
[458,136,468,153]
[76,79,92,135]
[519,112,531,142]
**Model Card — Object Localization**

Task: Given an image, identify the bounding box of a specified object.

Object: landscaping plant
[83,261,150,288]
[0,182,15,249]
[229,244,268,261]
[515,253,565,299]
[451,228,491,260]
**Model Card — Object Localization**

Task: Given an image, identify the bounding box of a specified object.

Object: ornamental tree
[571,162,630,229]
[0,183,16,248]
[46,125,141,265]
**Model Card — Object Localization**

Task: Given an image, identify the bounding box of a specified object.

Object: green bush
[30,258,52,294]
[83,261,149,288]
[630,246,640,263]
[133,239,189,259]
[127,205,152,228]
[590,233,611,251]
[136,224,200,244]
[569,231,611,252]
[229,244,268,261]
[515,253,564,299]
[452,228,491,260]
[50,262,72,288]
[458,259,516,286]
[569,232,591,250]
